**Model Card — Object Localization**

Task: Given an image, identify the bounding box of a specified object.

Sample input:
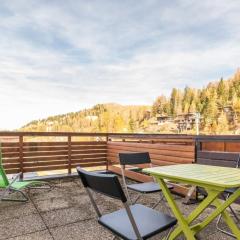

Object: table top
[143,164,240,189]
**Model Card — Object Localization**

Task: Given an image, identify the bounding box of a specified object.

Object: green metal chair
[0,144,51,202]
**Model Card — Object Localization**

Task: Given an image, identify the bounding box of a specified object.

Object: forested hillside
[21,103,150,133]
[21,69,240,134]
[151,69,240,133]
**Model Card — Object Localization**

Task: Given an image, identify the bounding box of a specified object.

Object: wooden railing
[0,132,108,179]
[1,132,240,181]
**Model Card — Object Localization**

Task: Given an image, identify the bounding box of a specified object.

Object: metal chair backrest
[76,167,143,239]
[77,167,127,202]
[119,152,151,165]
[0,144,10,188]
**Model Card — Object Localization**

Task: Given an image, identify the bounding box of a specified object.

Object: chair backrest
[77,167,127,203]
[196,151,240,168]
[0,143,10,188]
[77,167,143,239]
[119,152,151,165]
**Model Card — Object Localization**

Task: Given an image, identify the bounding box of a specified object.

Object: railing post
[68,135,72,175]
[19,135,24,180]
[106,134,109,171]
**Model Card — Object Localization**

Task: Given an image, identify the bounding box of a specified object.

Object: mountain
[20,103,151,133]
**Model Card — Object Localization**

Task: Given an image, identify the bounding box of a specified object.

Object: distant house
[221,106,237,124]
[174,113,198,132]
[156,115,173,125]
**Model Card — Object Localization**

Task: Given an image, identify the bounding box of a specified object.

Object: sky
[0,0,240,130]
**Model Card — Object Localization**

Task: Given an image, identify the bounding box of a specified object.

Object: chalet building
[174,113,198,132]
[156,115,173,125]
[221,106,237,124]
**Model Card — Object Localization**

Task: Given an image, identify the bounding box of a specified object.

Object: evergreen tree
[152,95,167,116]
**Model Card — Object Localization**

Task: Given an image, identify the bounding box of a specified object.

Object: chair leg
[153,192,172,215]
[216,213,236,238]
[165,227,174,240]
[133,194,141,204]
[216,194,239,238]
[111,236,119,240]
[229,205,240,222]
[28,182,52,190]
[152,193,164,209]
[1,189,29,202]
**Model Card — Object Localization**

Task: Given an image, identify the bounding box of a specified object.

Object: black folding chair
[77,167,177,240]
[119,152,173,209]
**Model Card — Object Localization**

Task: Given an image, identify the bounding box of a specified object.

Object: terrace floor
[0,177,239,240]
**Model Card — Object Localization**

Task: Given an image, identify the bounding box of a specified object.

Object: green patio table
[143,164,240,240]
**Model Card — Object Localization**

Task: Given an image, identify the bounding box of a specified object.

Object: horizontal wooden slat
[1,142,19,147]
[107,147,194,158]
[23,146,69,152]
[197,158,237,167]
[107,155,187,166]
[23,160,69,167]
[71,162,107,167]
[3,163,21,169]
[71,157,107,163]
[5,168,20,174]
[23,142,68,147]
[21,145,107,152]
[201,142,225,151]
[23,164,68,172]
[108,141,194,152]
[71,145,107,150]
[2,152,21,158]
[225,143,240,152]
[197,151,240,161]
[23,155,68,162]
[71,153,107,160]
[71,141,107,145]
[3,151,68,158]
[108,151,193,163]
[22,141,107,147]
[1,147,20,153]
[71,149,107,154]
[2,158,20,164]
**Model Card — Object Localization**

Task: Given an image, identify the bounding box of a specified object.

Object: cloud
[0,0,240,129]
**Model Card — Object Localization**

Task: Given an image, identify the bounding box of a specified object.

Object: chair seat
[127,182,173,193]
[224,187,238,194]
[11,180,43,190]
[98,204,177,240]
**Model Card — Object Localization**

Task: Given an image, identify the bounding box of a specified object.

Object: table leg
[191,188,240,239]
[167,188,219,239]
[157,179,196,240]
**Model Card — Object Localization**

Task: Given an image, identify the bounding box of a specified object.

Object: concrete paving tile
[34,197,72,212]
[0,214,46,240]
[42,206,94,228]
[29,187,63,201]
[54,179,80,189]
[70,193,93,206]
[7,230,53,240]
[0,201,37,221]
[50,219,113,240]
[206,231,234,239]
[30,185,84,202]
